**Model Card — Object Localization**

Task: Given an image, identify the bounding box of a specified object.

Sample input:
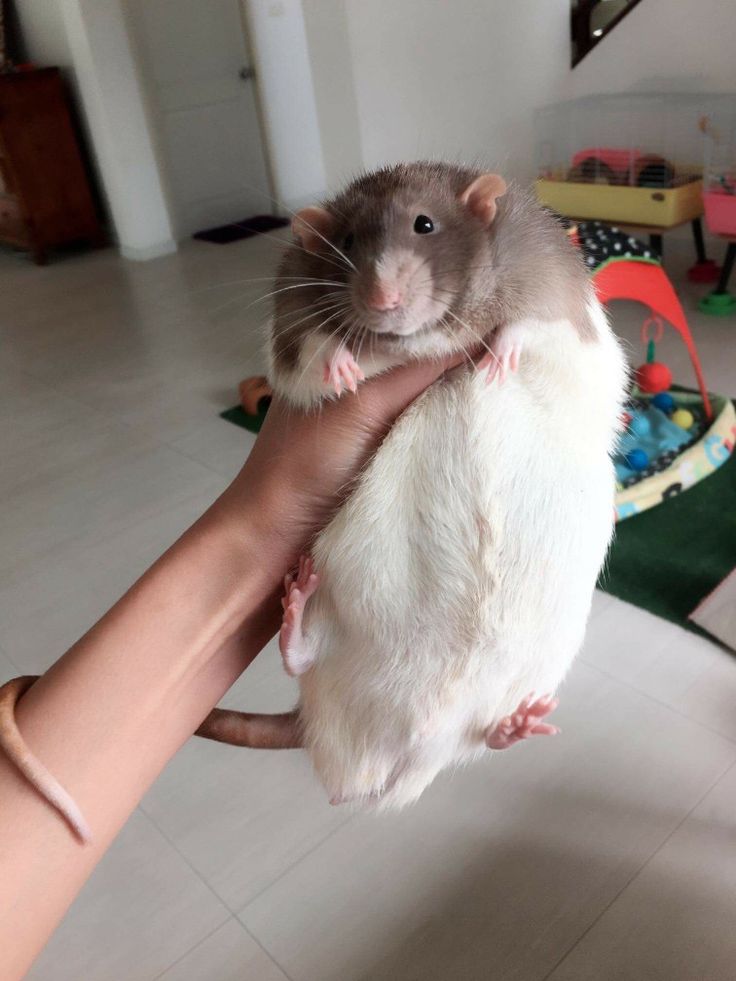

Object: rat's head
[288,163,507,352]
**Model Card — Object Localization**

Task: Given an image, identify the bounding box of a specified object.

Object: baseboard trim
[120,240,178,261]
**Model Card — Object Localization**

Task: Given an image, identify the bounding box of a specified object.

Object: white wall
[60,0,176,259]
[242,0,327,211]
[305,0,571,185]
[14,0,72,66]
[302,0,363,190]
[567,0,736,97]
[300,0,735,193]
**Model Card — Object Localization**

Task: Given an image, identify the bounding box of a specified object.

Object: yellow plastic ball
[671,408,694,430]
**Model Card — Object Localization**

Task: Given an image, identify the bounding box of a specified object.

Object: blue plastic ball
[625,449,649,471]
[629,414,651,437]
[652,392,675,414]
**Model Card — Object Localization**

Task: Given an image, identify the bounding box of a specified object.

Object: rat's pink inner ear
[291,206,336,252]
[458,173,508,226]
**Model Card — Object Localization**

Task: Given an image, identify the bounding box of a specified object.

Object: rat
[0,162,627,838]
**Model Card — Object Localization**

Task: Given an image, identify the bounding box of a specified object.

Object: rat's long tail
[0,675,92,844]
[195,708,302,748]
[0,676,301,846]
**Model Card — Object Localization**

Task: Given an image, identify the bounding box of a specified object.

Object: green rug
[600,448,736,632]
[220,402,268,434]
[221,396,736,633]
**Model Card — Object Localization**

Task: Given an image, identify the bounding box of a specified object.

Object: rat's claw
[325,349,364,398]
[485,691,560,750]
[482,334,523,386]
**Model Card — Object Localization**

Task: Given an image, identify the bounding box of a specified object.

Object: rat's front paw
[485,693,560,750]
[280,555,320,677]
[323,347,365,396]
[479,331,523,385]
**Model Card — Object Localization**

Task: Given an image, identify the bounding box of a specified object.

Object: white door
[128,0,273,236]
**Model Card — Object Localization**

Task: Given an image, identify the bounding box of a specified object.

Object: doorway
[127,0,273,238]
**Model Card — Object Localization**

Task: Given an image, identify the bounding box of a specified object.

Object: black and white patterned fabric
[577,221,659,271]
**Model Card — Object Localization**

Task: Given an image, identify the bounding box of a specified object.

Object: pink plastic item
[703,190,736,237]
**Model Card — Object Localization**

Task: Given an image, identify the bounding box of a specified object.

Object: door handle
[239,66,256,81]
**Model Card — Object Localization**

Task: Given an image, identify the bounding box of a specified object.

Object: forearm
[0,490,284,978]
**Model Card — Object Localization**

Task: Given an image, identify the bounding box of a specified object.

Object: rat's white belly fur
[297,306,626,806]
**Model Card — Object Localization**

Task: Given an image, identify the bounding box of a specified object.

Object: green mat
[221,396,736,633]
[220,402,268,434]
[601,447,736,631]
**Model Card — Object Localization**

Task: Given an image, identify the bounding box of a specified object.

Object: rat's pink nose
[366,283,402,311]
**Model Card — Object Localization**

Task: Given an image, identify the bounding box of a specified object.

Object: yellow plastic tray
[536,178,703,227]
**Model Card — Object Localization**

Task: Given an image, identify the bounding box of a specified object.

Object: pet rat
[0,162,627,838]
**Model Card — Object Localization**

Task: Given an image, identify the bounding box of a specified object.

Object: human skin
[0,355,464,979]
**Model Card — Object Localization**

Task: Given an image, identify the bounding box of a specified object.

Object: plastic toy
[634,320,673,395]
[593,262,712,419]
[239,376,272,416]
[629,414,651,437]
[652,392,675,414]
[624,449,650,471]
[671,408,695,430]
[568,148,675,188]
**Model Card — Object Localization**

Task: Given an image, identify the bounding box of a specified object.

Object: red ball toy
[635,360,672,394]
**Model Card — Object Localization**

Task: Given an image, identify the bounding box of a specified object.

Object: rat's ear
[291,206,336,252]
[458,173,507,226]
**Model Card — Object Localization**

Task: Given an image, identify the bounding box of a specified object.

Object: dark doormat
[220,389,736,636]
[193,214,289,245]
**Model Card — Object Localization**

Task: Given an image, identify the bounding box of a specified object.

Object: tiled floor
[2,232,735,981]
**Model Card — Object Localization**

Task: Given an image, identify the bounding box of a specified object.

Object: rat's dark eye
[413,215,435,234]
[343,232,354,250]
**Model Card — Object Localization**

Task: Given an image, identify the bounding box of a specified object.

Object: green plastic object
[699,292,736,316]
[220,398,270,434]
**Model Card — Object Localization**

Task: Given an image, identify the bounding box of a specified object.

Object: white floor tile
[589,588,615,621]
[239,662,736,981]
[141,638,352,913]
[618,628,736,742]
[0,439,225,587]
[0,488,222,674]
[549,761,736,981]
[581,595,683,682]
[168,416,257,480]
[156,919,289,981]
[584,599,736,742]
[26,811,229,981]
[0,647,19,680]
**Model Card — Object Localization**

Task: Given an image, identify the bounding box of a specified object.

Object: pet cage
[535,93,716,226]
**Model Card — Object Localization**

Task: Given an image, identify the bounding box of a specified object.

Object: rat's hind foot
[479,331,523,385]
[485,693,560,750]
[323,346,365,396]
[279,555,319,677]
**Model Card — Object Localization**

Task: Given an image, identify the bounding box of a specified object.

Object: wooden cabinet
[0,68,104,263]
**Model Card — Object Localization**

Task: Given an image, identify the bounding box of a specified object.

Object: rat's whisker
[256,281,349,303]
[183,275,349,297]
[270,300,353,340]
[291,217,356,274]
[207,280,347,320]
